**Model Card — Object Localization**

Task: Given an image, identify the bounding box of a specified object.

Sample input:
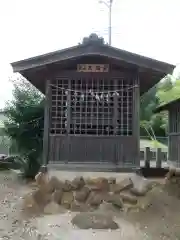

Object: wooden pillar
[168,111,170,163]
[113,79,118,135]
[66,79,71,163]
[133,74,140,167]
[113,79,118,164]
[40,79,51,173]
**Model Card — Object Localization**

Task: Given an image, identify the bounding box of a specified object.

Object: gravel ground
[0,170,44,240]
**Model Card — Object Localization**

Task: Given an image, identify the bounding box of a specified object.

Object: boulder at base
[52,189,63,204]
[71,176,85,190]
[23,192,41,214]
[107,194,123,208]
[44,202,65,215]
[72,212,119,229]
[130,175,152,196]
[86,177,110,192]
[47,176,64,192]
[23,189,51,213]
[74,186,90,202]
[35,172,48,187]
[86,192,103,206]
[61,191,74,209]
[111,178,133,193]
[71,201,89,212]
[120,192,137,205]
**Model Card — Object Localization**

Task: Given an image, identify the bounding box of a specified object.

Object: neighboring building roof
[155,97,180,113]
[11,34,175,94]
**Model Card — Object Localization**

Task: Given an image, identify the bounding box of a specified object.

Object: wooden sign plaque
[77,64,109,72]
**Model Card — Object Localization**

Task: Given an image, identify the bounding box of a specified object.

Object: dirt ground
[0,170,180,240]
[124,184,180,240]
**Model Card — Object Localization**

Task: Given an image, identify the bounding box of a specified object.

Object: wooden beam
[113,79,118,135]
[40,79,51,173]
[133,73,140,167]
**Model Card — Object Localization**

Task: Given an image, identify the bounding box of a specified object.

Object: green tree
[157,75,180,105]
[140,74,180,139]
[140,85,158,122]
[4,76,44,178]
[140,85,166,137]
[158,74,173,92]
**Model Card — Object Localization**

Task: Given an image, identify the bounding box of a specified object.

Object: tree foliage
[140,84,165,137]
[157,75,180,105]
[140,74,180,138]
[4,76,44,178]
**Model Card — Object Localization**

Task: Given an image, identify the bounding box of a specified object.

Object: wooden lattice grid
[51,77,133,136]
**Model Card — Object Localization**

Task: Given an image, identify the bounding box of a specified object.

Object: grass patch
[140,139,167,151]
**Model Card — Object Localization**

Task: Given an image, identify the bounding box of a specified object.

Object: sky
[0,0,179,109]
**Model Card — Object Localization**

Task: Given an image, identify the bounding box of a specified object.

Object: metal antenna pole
[99,0,114,46]
[109,0,113,46]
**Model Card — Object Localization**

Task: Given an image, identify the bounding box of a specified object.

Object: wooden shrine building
[155,97,180,168]
[11,34,174,170]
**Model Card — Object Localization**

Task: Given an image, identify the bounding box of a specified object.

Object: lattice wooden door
[50,74,134,163]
